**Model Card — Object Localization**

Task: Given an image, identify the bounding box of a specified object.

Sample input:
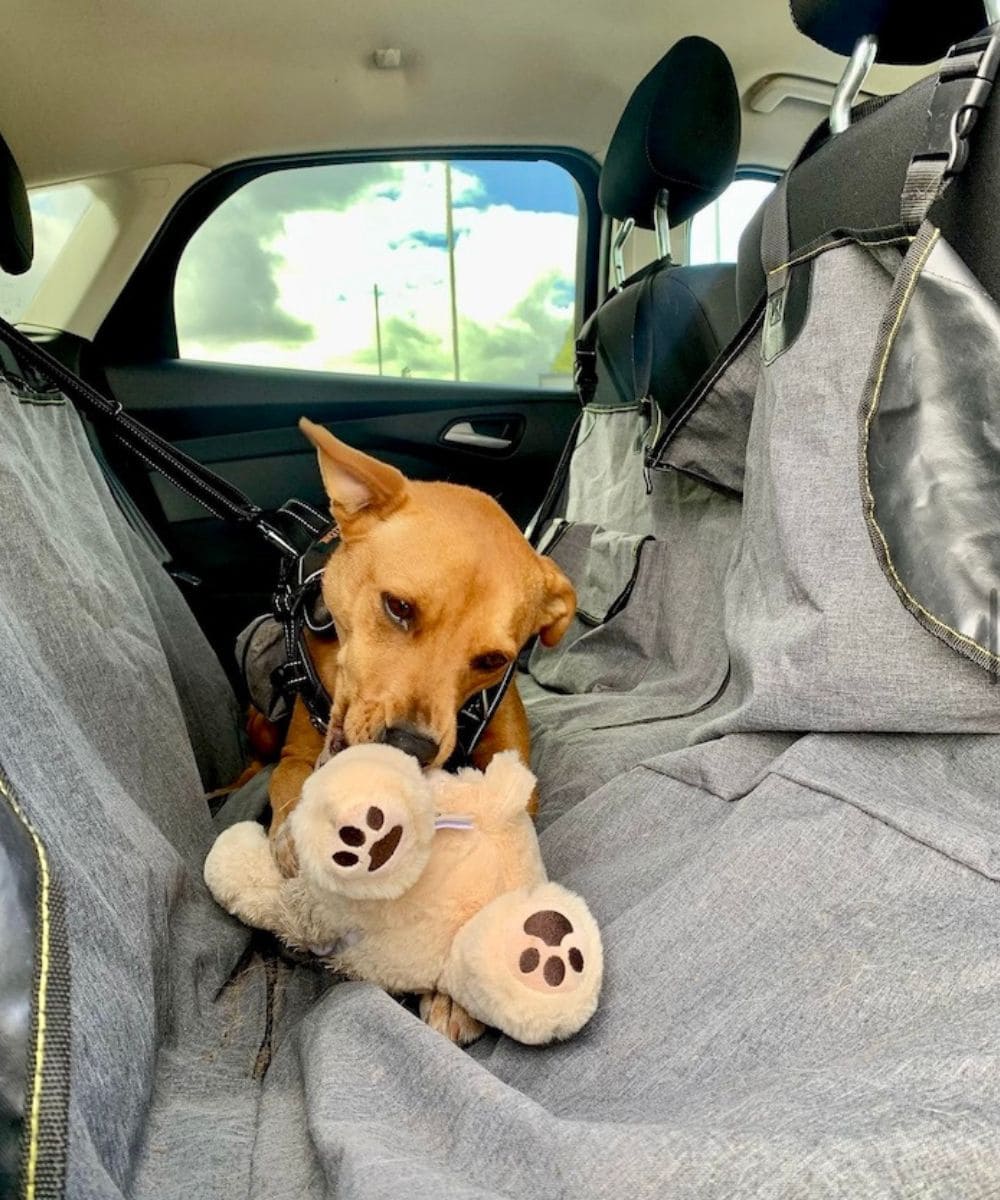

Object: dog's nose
[379,724,439,767]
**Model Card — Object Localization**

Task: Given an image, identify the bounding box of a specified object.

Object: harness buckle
[915,29,1000,179]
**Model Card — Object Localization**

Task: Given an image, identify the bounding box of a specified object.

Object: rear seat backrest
[533,36,741,537]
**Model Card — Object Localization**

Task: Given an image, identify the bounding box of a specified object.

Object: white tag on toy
[434,814,475,832]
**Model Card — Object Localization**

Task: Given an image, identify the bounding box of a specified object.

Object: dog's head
[300,418,575,767]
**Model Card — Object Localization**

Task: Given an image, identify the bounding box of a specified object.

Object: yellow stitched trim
[767,234,914,277]
[0,775,50,1200]
[860,228,996,662]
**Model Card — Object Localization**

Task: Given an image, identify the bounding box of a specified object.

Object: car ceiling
[3,0,929,186]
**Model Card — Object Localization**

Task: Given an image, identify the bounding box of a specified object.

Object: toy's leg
[204,821,286,930]
[311,775,435,901]
[439,882,603,1045]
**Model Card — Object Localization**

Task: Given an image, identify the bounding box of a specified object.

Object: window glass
[175,159,581,388]
[0,182,93,321]
[688,177,777,265]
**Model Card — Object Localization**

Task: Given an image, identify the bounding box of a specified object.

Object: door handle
[441,420,514,452]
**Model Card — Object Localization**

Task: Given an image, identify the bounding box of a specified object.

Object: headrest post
[653,188,671,259]
[986,0,1000,23]
[829,33,878,134]
[611,217,635,287]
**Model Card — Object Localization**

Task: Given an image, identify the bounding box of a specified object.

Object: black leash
[0,315,516,763]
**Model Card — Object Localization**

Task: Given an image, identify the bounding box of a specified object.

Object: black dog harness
[254,501,517,765]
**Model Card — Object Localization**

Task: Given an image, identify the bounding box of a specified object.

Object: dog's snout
[378,724,439,767]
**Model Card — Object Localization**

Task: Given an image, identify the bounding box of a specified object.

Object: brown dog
[266,418,575,1042]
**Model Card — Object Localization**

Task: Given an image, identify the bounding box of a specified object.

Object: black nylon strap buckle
[254,499,331,559]
[914,29,1000,179]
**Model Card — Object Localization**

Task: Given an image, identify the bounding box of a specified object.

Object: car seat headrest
[0,130,33,275]
[790,0,988,65]
[599,36,740,230]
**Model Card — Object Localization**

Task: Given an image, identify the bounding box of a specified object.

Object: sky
[175,158,582,388]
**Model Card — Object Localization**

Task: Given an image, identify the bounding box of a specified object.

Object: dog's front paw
[270,820,299,878]
[419,992,485,1046]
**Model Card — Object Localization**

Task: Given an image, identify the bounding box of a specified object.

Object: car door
[89,150,601,666]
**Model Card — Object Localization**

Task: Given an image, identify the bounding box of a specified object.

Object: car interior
[4,0,1000,1195]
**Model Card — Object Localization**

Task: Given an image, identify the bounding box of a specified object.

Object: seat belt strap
[901,26,1000,230]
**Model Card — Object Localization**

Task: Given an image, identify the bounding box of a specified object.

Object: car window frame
[96,147,601,375]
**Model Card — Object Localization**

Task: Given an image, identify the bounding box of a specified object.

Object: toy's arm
[469,683,538,817]
[204,821,287,931]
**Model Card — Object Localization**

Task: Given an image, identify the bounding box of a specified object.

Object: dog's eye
[382,593,414,628]
[472,651,509,673]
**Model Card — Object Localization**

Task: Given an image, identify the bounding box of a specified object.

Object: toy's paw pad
[419,992,485,1045]
[512,909,587,994]
[331,804,404,874]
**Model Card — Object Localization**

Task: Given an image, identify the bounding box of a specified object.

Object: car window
[688,176,777,266]
[0,182,93,321]
[175,158,582,389]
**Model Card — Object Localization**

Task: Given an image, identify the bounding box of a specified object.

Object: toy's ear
[483,751,538,816]
[535,555,576,647]
[299,417,408,535]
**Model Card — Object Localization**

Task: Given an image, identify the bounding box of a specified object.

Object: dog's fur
[262,419,576,1042]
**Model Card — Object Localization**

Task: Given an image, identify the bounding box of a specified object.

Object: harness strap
[901,27,1000,230]
[630,270,656,410]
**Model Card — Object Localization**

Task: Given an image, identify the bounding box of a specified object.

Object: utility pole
[373,283,383,375]
[444,162,460,381]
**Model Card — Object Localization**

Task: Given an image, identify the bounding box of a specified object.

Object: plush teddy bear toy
[204,744,603,1045]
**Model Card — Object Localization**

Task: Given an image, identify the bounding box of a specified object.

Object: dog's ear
[535,555,576,647]
[299,418,407,531]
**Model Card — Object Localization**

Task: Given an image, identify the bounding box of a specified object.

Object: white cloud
[181,160,578,386]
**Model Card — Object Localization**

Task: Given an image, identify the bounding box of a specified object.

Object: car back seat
[518,37,746,817]
[531,35,741,539]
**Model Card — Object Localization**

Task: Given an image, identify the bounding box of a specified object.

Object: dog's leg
[268,697,326,875]
[470,681,537,816]
[418,991,486,1046]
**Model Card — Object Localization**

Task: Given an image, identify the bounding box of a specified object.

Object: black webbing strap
[760,171,792,300]
[573,257,665,410]
[573,307,601,408]
[630,270,656,411]
[901,26,1000,230]
[0,312,311,557]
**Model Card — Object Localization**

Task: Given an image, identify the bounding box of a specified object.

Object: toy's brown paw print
[514,909,587,993]
[331,804,403,874]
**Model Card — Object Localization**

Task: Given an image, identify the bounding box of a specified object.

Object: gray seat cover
[4,301,1000,1199]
